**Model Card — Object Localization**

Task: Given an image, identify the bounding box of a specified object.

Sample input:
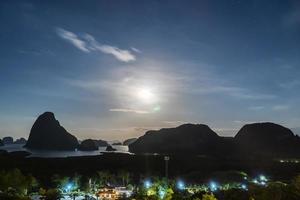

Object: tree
[202,193,217,200]
[0,168,38,196]
[45,189,62,200]
[118,170,130,186]
[96,171,113,186]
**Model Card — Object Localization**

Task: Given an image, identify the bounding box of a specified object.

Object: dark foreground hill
[235,122,300,157]
[129,122,300,158]
[25,112,79,150]
[129,124,232,155]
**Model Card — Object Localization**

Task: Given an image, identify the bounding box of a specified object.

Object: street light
[144,180,152,189]
[64,183,73,193]
[177,180,185,190]
[241,184,247,190]
[209,181,218,192]
[164,156,170,178]
[259,175,267,182]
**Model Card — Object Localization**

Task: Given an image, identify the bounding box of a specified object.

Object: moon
[136,87,157,104]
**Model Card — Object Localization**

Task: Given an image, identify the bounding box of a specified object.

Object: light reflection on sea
[0,144,131,158]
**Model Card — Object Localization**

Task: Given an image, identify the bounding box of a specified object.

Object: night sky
[0,0,299,140]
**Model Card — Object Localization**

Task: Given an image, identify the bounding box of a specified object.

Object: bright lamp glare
[259,175,267,181]
[209,181,218,191]
[177,180,185,190]
[158,189,166,199]
[144,180,151,189]
[65,183,73,191]
[241,184,247,190]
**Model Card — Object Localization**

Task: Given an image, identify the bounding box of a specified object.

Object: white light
[65,183,73,192]
[177,180,185,190]
[144,180,151,189]
[209,181,218,191]
[135,87,157,104]
[259,175,267,181]
[158,189,166,199]
[241,184,247,190]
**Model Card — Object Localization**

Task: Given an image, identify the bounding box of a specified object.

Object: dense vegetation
[1,168,300,200]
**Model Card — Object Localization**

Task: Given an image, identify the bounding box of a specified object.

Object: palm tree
[96,171,110,187]
[118,170,130,186]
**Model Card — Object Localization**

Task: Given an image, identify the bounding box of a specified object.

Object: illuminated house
[97,186,133,199]
[97,187,118,200]
[115,186,133,198]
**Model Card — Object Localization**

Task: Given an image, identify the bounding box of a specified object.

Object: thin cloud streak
[190,85,276,100]
[109,108,150,114]
[56,28,136,62]
[279,80,300,89]
[84,34,136,62]
[248,106,265,111]
[272,105,290,111]
[56,28,90,52]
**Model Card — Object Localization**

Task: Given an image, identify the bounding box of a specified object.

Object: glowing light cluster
[209,181,219,191]
[177,180,185,190]
[144,180,152,189]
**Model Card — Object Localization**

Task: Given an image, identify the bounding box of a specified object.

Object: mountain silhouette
[79,139,99,151]
[0,139,3,146]
[235,122,300,157]
[25,112,79,150]
[78,139,108,151]
[106,145,117,151]
[94,139,109,147]
[129,122,300,157]
[14,138,27,144]
[129,124,224,155]
[2,137,13,145]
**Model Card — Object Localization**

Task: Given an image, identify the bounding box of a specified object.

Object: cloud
[109,108,150,114]
[56,28,90,52]
[131,47,141,53]
[84,34,136,62]
[163,121,188,126]
[56,28,136,62]
[230,93,276,100]
[272,105,290,111]
[248,106,265,111]
[134,127,150,132]
[279,80,300,89]
[233,120,257,124]
[97,45,136,62]
[191,85,276,100]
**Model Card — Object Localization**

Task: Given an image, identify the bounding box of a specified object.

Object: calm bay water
[0,144,130,158]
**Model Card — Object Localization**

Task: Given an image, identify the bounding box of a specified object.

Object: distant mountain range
[14,111,300,158]
[78,139,109,151]
[129,123,300,158]
[1,137,27,145]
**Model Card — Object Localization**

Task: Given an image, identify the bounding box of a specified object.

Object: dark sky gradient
[0,0,299,140]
